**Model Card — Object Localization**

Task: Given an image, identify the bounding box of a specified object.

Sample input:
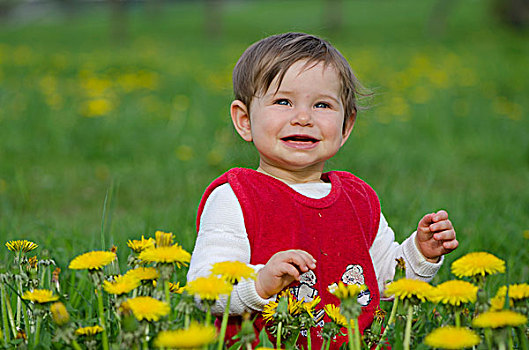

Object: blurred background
[0,0,528,283]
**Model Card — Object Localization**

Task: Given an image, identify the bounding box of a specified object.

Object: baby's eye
[274,99,291,106]
[315,102,330,109]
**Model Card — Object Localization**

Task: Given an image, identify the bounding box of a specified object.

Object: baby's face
[247,60,352,179]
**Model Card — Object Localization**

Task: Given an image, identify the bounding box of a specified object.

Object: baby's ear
[340,110,356,146]
[230,100,253,142]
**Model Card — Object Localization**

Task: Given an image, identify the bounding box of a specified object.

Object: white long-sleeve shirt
[187,181,442,315]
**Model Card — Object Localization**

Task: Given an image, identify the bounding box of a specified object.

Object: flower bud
[50,302,70,326]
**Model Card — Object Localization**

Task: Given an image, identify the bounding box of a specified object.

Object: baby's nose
[291,108,313,126]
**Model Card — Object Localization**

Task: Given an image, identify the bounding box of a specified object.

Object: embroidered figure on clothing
[291,270,326,335]
[291,270,318,302]
[328,264,372,307]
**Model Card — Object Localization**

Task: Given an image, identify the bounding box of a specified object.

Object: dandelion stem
[71,339,83,350]
[217,293,232,350]
[507,328,514,350]
[97,289,109,350]
[34,314,42,347]
[484,328,493,350]
[353,319,361,350]
[403,304,413,350]
[455,309,461,327]
[347,323,355,350]
[203,306,211,350]
[307,329,312,350]
[374,297,399,350]
[40,267,47,289]
[276,321,283,349]
[15,281,22,329]
[15,252,24,331]
[185,313,190,329]
[325,338,331,350]
[205,305,212,326]
[164,280,170,305]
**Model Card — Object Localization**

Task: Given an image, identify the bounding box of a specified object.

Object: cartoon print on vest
[290,270,325,332]
[291,270,318,302]
[328,264,372,307]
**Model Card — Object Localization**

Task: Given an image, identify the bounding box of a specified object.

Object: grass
[0,0,528,286]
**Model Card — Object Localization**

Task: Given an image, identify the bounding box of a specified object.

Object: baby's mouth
[281,135,319,143]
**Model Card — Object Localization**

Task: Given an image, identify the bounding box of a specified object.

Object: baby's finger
[432,210,448,222]
[293,249,317,266]
[418,213,435,230]
[279,262,302,280]
[285,250,316,271]
[442,239,459,251]
[433,229,456,241]
[430,219,453,233]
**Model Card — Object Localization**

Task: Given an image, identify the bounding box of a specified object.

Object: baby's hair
[233,32,368,125]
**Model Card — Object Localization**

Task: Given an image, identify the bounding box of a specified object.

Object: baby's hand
[256,249,316,299]
[416,210,458,263]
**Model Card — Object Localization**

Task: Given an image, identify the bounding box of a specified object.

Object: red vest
[196,168,381,348]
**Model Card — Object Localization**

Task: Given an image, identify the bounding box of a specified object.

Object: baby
[187,32,458,347]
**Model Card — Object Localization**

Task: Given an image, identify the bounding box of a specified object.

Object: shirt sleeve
[369,213,443,294]
[187,183,273,316]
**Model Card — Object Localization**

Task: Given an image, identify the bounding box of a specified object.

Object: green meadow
[1,0,528,287]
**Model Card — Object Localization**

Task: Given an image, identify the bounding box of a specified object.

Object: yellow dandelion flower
[138,244,191,267]
[5,240,38,253]
[68,251,116,270]
[287,292,303,315]
[490,283,529,310]
[50,302,70,326]
[185,276,232,301]
[490,294,507,311]
[22,289,59,304]
[155,230,174,247]
[81,98,113,118]
[168,282,184,294]
[262,299,279,322]
[127,235,155,253]
[472,310,527,329]
[329,281,366,299]
[75,325,104,336]
[103,275,141,295]
[210,261,256,284]
[429,280,478,306]
[384,278,433,302]
[262,290,301,322]
[496,283,529,301]
[523,230,529,240]
[451,252,505,278]
[121,296,170,322]
[324,304,348,327]
[154,322,217,348]
[124,267,159,281]
[301,296,321,318]
[424,326,481,349]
